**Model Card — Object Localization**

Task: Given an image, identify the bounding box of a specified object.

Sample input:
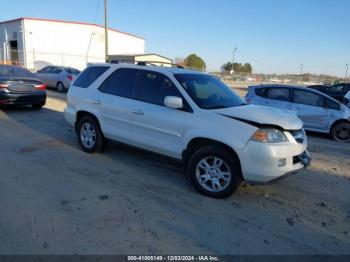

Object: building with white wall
[0,17,145,70]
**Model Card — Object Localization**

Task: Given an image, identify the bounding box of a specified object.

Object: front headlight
[251,128,289,143]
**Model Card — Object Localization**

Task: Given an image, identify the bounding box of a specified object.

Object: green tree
[242,63,252,73]
[222,62,253,73]
[222,62,233,72]
[233,63,242,72]
[184,54,206,71]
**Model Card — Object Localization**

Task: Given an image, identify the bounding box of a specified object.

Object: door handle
[132,109,144,116]
[92,99,101,105]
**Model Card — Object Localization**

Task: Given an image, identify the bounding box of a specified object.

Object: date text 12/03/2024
[127,256,220,261]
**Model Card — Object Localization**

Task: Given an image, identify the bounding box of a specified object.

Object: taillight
[34,83,47,90]
[0,83,9,88]
[67,75,74,81]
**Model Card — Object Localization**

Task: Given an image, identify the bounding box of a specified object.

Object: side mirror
[164,96,183,109]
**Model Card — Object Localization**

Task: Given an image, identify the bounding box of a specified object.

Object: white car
[65,63,311,198]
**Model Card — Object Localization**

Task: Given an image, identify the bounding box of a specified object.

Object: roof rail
[108,60,185,69]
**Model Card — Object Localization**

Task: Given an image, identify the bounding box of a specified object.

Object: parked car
[308,83,350,105]
[65,64,311,198]
[307,85,330,92]
[0,64,46,109]
[246,84,350,142]
[36,66,80,92]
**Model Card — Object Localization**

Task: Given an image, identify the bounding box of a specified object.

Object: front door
[131,70,188,159]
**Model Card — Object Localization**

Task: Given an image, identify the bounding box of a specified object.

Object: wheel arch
[75,110,103,136]
[330,119,350,133]
[182,137,243,179]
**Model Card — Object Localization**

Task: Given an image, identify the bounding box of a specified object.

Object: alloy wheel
[334,127,350,142]
[195,156,232,192]
[80,122,97,148]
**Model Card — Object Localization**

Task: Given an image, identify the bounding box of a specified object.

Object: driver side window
[136,70,183,106]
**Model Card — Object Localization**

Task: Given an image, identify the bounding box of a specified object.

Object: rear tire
[187,145,242,198]
[76,116,105,153]
[331,122,350,143]
[56,82,65,93]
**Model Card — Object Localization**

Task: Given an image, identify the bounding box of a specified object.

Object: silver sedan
[36,66,80,92]
[245,84,350,142]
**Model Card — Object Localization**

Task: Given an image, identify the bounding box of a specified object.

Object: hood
[214,104,303,130]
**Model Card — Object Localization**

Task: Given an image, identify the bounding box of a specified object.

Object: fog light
[278,158,286,167]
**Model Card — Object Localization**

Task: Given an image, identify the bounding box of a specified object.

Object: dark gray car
[245,84,350,142]
[36,66,80,92]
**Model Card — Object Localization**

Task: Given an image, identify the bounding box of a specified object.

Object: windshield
[0,66,34,78]
[174,74,245,109]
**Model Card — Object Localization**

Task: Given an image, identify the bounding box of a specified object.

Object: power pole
[231,47,237,75]
[345,64,349,83]
[104,0,109,62]
[300,63,303,75]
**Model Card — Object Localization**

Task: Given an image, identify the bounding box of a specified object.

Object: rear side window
[255,87,267,97]
[98,68,137,98]
[65,68,80,75]
[51,68,62,74]
[266,87,290,101]
[136,71,182,106]
[293,89,324,107]
[74,66,109,88]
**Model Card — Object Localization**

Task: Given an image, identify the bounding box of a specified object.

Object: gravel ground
[0,90,349,255]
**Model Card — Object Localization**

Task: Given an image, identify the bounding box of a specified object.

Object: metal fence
[214,72,343,86]
[0,48,104,71]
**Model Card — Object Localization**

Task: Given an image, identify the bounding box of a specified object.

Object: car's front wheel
[331,122,350,143]
[187,145,242,198]
[76,116,105,153]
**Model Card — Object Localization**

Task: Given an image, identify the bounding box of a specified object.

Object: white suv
[65,63,311,198]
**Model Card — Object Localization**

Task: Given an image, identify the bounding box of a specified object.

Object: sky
[1,0,349,76]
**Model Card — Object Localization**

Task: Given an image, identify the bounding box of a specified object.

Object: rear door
[130,70,189,158]
[290,89,330,131]
[94,68,138,143]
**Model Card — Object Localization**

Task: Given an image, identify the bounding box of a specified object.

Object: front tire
[76,116,105,153]
[187,145,242,198]
[331,122,350,143]
[56,82,65,93]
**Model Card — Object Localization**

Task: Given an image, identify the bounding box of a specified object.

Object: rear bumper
[0,90,46,105]
[237,141,311,183]
[64,106,76,126]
